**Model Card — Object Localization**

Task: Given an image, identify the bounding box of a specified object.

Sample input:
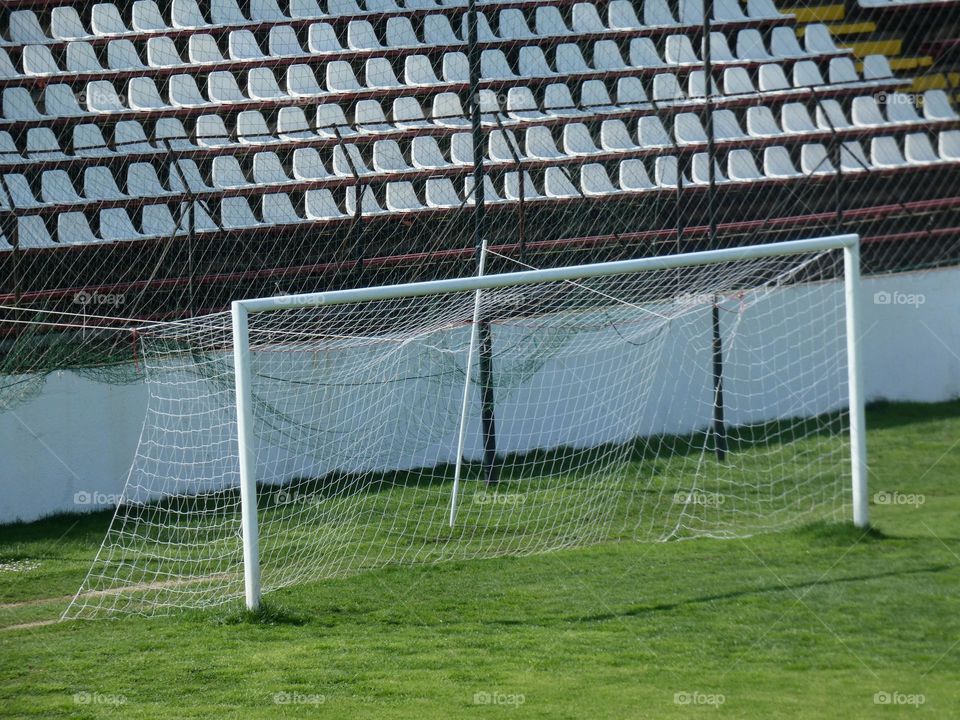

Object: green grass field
[1,401,958,718]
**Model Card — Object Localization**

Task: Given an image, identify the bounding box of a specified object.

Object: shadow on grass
[210,599,307,627]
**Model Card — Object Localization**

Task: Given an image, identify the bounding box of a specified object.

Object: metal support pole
[844,242,869,527]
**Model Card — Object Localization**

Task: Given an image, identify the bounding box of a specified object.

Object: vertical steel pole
[843,242,869,527]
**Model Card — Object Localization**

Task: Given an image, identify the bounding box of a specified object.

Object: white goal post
[231,234,867,612]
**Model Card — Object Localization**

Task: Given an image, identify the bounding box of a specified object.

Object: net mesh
[65,245,851,619]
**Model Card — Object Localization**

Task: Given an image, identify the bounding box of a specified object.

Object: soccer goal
[65,234,866,619]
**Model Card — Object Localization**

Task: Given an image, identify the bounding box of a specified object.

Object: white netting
[66,246,851,619]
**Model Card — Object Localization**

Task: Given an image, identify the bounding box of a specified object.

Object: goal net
[65,236,864,619]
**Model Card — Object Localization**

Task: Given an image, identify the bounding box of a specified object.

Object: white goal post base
[231,235,867,611]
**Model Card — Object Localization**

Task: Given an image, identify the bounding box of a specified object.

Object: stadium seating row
[0,53,894,124]
[2,24,839,79]
[3,92,955,167]
[0,0,788,46]
[4,131,958,248]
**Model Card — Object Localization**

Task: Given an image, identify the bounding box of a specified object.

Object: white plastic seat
[442,52,469,83]
[213,156,250,188]
[411,137,450,168]
[211,0,247,25]
[4,175,40,208]
[84,167,125,200]
[0,49,18,79]
[644,0,675,26]
[85,81,125,113]
[251,0,286,21]
[288,65,323,96]
[386,17,421,47]
[129,78,168,110]
[100,209,141,241]
[230,30,264,60]
[433,93,470,126]
[572,3,606,33]
[170,0,210,30]
[207,71,247,103]
[499,9,534,39]
[327,62,362,92]
[263,193,301,225]
[237,111,275,144]
[675,113,707,145]
[355,100,393,133]
[195,114,232,147]
[594,41,627,71]
[726,66,760,95]
[793,61,825,88]
[221,197,261,229]
[504,171,542,200]
[652,74,684,102]
[373,140,410,172]
[629,38,664,68]
[52,7,91,39]
[91,4,128,36]
[828,57,859,85]
[727,149,762,181]
[507,87,545,120]
[4,88,43,120]
[67,43,104,73]
[42,170,82,204]
[763,146,800,177]
[305,189,344,219]
[520,47,554,78]
[58,213,101,245]
[816,99,852,130]
[393,97,430,128]
[526,127,563,159]
[804,24,838,54]
[366,58,402,89]
[269,26,305,57]
[748,0,788,18]
[345,186,384,216]
[708,32,736,63]
[367,0,399,13]
[885,94,921,124]
[404,56,442,86]
[425,178,461,208]
[188,35,224,64]
[156,118,194,150]
[924,91,958,121]
[22,46,59,76]
[308,23,342,53]
[9,11,48,44]
[292,148,332,180]
[638,116,673,148]
[715,0,747,21]
[74,125,112,157]
[115,121,154,153]
[106,40,144,71]
[424,15,460,45]
[863,55,892,81]
[328,0,363,14]
[333,144,372,177]
[939,131,960,161]
[316,104,354,137]
[0,132,20,163]
[450,133,474,165]
[746,106,781,137]
[691,153,727,184]
[712,109,746,140]
[601,120,638,151]
[464,175,502,204]
[142,205,179,237]
[608,0,641,29]
[249,68,286,99]
[274,107,311,140]
[168,76,208,108]
[770,27,806,58]
[904,133,939,164]
[782,103,817,134]
[488,129,521,162]
[544,167,579,198]
[128,163,168,196]
[26,128,65,160]
[386,182,422,212]
[348,21,382,51]
[678,0,703,24]
[543,84,582,117]
[563,124,600,156]
[851,96,886,127]
[460,13,497,42]
[870,136,906,168]
[737,29,771,61]
[621,158,655,190]
[17,217,55,248]
[665,35,699,65]
[536,6,572,35]
[556,44,590,75]
[581,164,618,195]
[840,141,870,172]
[481,50,515,80]
[291,0,324,18]
[253,152,290,185]
[147,37,184,67]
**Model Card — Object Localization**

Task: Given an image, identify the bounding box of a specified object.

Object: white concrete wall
[1,266,958,524]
